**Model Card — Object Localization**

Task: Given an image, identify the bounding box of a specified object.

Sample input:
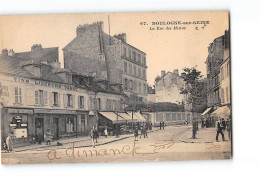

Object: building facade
[0,50,122,147]
[63,22,148,100]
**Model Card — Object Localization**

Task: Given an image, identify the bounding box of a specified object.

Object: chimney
[31,44,42,52]
[114,33,126,42]
[1,49,8,56]
[8,49,15,56]
[76,21,104,37]
[161,70,166,77]
[173,69,179,76]
[50,61,61,69]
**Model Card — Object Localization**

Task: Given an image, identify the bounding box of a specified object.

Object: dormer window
[66,74,72,84]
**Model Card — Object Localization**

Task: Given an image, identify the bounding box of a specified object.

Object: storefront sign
[8,108,34,114]
[13,77,76,91]
[34,109,76,114]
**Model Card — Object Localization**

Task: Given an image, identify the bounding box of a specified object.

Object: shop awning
[99,112,125,123]
[201,107,212,116]
[133,112,147,122]
[118,112,135,120]
[211,106,231,119]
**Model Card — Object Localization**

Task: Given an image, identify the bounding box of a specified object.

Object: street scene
[0,11,231,165]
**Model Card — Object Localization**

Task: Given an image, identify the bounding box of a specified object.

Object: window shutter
[63,94,67,107]
[43,91,48,105]
[49,92,53,106]
[72,95,75,108]
[35,91,39,105]
[83,96,86,109]
[58,93,61,107]
[78,96,81,109]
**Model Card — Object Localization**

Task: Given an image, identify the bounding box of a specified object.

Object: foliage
[147,102,184,112]
[154,75,161,83]
[180,67,207,113]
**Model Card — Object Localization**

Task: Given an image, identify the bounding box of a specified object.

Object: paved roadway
[1,125,231,165]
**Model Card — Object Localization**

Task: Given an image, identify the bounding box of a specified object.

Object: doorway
[35,118,44,143]
[54,118,59,140]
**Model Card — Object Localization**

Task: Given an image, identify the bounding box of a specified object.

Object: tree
[180,67,207,113]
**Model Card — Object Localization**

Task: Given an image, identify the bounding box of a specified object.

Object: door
[81,114,85,136]
[35,118,44,143]
[54,118,59,140]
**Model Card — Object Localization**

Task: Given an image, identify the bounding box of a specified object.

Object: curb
[3,129,160,153]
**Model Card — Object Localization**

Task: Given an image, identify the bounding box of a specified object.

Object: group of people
[134,124,149,141]
[216,118,232,142]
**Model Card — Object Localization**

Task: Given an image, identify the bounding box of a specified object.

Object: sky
[0,11,229,85]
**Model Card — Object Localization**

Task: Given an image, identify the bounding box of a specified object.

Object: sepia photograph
[0,11,231,165]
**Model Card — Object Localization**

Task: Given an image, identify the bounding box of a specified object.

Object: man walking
[90,126,98,148]
[216,118,225,142]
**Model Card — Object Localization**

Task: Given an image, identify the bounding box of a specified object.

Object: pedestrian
[140,126,144,138]
[162,121,165,129]
[144,124,148,138]
[192,121,197,139]
[159,122,162,130]
[222,118,226,132]
[6,132,15,153]
[90,126,98,148]
[226,118,232,140]
[45,129,52,145]
[216,118,225,142]
[104,127,108,138]
[134,126,139,141]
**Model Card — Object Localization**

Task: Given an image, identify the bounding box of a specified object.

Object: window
[35,90,47,105]
[66,118,74,133]
[138,54,141,63]
[64,94,74,108]
[15,87,22,104]
[142,69,146,79]
[138,67,141,77]
[124,78,128,90]
[66,74,72,83]
[166,113,171,121]
[124,62,128,73]
[97,98,101,110]
[129,64,132,75]
[226,86,229,102]
[221,66,224,81]
[52,92,59,106]
[138,82,141,93]
[143,83,146,94]
[133,51,136,61]
[128,49,131,59]
[78,96,85,109]
[156,113,163,122]
[34,67,41,77]
[123,47,127,57]
[133,65,137,76]
[129,80,133,90]
[106,99,112,110]
[133,81,137,91]
[143,57,146,65]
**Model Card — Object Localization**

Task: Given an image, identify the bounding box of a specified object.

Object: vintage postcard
[0,11,231,165]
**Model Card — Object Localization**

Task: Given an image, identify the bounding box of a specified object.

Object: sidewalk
[179,127,231,143]
[2,129,159,153]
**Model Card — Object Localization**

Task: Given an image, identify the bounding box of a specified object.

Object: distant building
[63,21,148,100]
[154,69,185,105]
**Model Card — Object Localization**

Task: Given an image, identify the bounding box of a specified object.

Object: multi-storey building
[63,21,148,100]
[206,34,225,108]
[219,30,231,106]
[0,50,123,146]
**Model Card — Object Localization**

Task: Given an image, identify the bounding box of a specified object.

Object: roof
[15,47,59,64]
[0,55,65,83]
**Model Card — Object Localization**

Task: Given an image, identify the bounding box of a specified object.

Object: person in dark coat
[192,121,197,139]
[216,119,225,142]
[162,122,165,129]
[159,122,162,130]
[134,126,139,141]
